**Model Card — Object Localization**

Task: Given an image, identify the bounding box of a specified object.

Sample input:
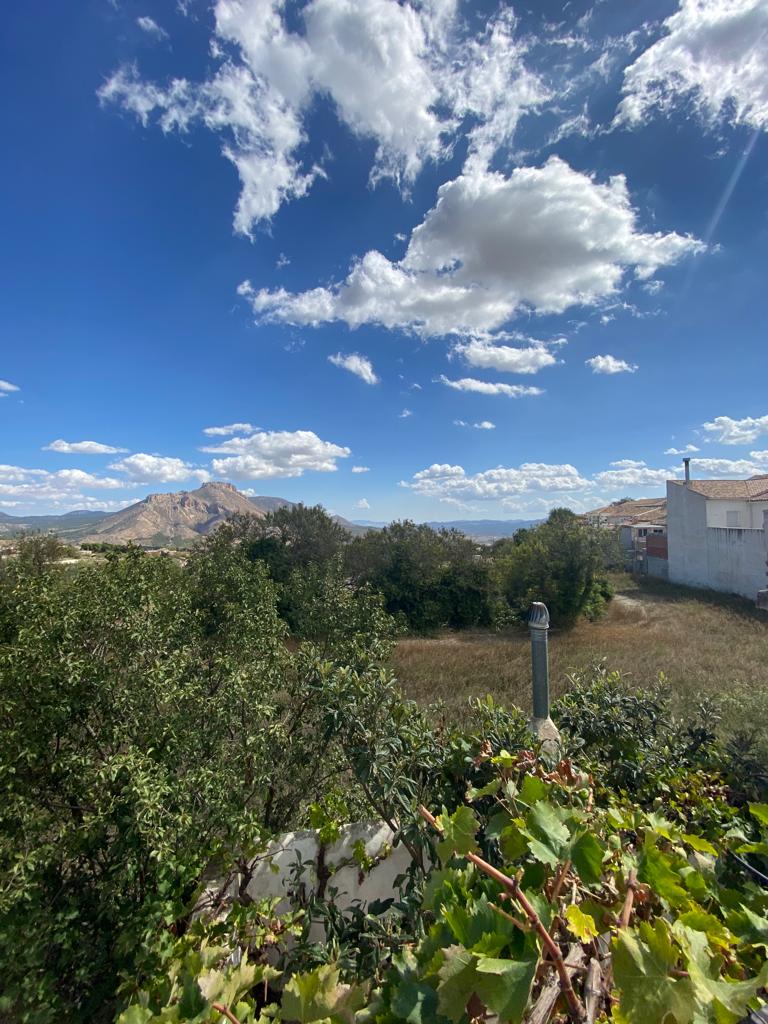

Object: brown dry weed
[392,573,768,736]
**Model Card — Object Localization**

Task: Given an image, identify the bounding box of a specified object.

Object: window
[726,510,740,528]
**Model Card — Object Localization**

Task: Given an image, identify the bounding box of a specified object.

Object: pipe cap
[528,602,550,629]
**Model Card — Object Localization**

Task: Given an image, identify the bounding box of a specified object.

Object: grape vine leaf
[681,834,717,856]
[678,922,768,1021]
[390,978,439,1024]
[436,945,478,1023]
[612,920,692,1024]
[525,801,570,868]
[677,910,735,953]
[519,774,548,805]
[281,965,364,1024]
[436,806,479,862]
[118,1009,153,1024]
[747,803,768,827]
[565,904,599,942]
[474,952,538,1024]
[570,830,605,885]
[500,823,528,862]
[638,842,688,908]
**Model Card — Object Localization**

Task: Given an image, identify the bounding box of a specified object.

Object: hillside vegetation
[1,516,767,1023]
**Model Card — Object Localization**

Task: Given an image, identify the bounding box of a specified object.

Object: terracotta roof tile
[585,498,667,523]
[670,479,768,501]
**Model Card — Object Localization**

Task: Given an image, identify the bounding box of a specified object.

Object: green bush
[0,546,400,1021]
[493,508,617,628]
[200,505,349,586]
[345,521,500,633]
[116,735,768,1024]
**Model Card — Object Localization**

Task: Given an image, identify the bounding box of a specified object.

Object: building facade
[666,476,768,602]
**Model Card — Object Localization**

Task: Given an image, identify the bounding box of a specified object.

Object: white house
[667,464,768,602]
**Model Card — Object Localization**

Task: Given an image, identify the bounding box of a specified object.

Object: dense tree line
[201,503,619,633]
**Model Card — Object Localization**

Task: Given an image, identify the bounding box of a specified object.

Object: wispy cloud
[328,352,379,385]
[664,444,699,455]
[136,16,168,41]
[43,439,128,455]
[203,423,256,436]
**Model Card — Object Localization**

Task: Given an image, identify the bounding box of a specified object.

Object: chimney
[683,457,691,484]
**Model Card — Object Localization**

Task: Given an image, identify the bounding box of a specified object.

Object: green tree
[494,508,614,628]
[0,543,398,1021]
[346,521,498,633]
[202,505,349,585]
[8,531,75,573]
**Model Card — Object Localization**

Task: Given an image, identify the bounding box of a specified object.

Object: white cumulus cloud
[616,0,768,133]
[0,379,20,396]
[328,352,379,384]
[245,157,702,337]
[690,453,768,475]
[586,354,639,374]
[437,375,543,398]
[593,464,677,488]
[351,465,370,473]
[354,497,371,510]
[109,453,211,483]
[100,1,548,233]
[43,439,129,455]
[702,413,768,445]
[201,428,350,478]
[405,461,590,501]
[455,338,559,374]
[0,465,130,509]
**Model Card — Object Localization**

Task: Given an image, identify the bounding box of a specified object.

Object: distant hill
[79,482,261,546]
[352,518,541,542]
[0,509,108,537]
[0,483,368,547]
[424,519,540,540]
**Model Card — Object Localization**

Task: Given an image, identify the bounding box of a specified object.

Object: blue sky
[2,0,767,520]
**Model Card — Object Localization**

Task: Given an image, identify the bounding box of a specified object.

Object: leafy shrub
[552,664,727,803]
[0,546,400,1021]
[116,752,768,1024]
[201,505,349,586]
[494,508,618,628]
[345,521,499,633]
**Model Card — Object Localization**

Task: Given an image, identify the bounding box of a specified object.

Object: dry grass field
[392,573,768,737]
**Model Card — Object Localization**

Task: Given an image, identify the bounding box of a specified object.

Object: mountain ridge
[0,483,366,546]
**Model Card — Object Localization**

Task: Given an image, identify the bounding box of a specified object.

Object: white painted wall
[667,484,768,601]
[705,499,768,530]
[199,822,414,940]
